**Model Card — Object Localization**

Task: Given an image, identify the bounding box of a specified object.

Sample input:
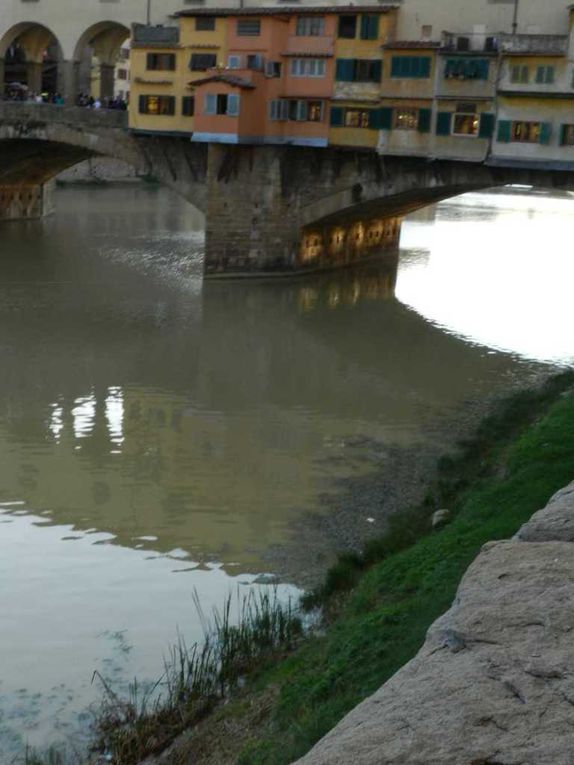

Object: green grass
[237,373,574,763]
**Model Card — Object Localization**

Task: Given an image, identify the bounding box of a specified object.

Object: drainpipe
[512,0,519,36]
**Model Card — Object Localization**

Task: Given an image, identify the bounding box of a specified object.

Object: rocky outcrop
[295,481,574,765]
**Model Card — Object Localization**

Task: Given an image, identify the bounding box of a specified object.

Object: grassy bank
[229,371,574,764]
[21,372,574,765]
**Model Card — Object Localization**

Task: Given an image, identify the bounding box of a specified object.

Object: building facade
[128,3,574,170]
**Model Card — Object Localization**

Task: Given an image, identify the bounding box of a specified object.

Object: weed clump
[93,588,301,764]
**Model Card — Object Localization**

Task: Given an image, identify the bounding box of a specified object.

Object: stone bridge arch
[72,21,131,101]
[0,102,208,218]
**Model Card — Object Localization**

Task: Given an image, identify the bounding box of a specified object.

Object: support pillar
[0,181,54,221]
[99,63,115,101]
[58,60,79,104]
[204,144,300,277]
[26,61,43,94]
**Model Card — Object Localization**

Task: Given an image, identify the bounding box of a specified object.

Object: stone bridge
[1,103,574,277]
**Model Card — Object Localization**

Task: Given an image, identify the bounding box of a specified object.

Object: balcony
[499,33,568,56]
[132,24,180,46]
[442,32,499,54]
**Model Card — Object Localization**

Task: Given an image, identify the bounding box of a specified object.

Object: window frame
[236,19,261,37]
[295,16,325,37]
[195,17,216,31]
[146,53,176,72]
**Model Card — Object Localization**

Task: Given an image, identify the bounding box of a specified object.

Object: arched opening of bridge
[73,22,130,104]
[0,23,63,99]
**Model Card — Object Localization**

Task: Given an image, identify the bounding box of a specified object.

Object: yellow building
[129,17,227,135]
[328,9,397,149]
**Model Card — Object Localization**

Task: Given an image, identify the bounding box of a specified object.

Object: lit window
[452,102,478,136]
[394,108,418,130]
[511,121,541,142]
[345,109,369,128]
[139,95,175,115]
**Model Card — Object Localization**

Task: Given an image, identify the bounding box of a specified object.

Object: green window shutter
[360,14,379,40]
[478,113,495,138]
[535,66,544,84]
[371,60,382,82]
[330,106,344,127]
[138,95,147,114]
[539,122,552,145]
[380,107,393,130]
[417,108,432,133]
[479,59,490,80]
[335,59,355,82]
[436,111,451,136]
[420,57,431,78]
[390,57,401,77]
[368,109,381,129]
[497,120,511,143]
[560,124,568,145]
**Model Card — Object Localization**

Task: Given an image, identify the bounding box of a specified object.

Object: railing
[0,102,129,129]
[499,33,568,55]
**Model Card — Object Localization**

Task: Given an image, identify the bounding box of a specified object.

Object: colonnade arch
[0,20,130,103]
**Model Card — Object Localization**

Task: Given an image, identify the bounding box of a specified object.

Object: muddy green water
[0,185,573,757]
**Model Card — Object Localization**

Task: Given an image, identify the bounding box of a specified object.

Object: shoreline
[79,368,574,765]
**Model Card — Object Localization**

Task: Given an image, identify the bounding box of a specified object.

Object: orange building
[179,7,396,147]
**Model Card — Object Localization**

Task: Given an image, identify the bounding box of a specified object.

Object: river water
[0,184,573,758]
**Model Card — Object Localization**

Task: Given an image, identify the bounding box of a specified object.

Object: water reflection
[0,184,572,756]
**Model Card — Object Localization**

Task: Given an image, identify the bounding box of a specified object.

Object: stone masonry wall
[295,481,574,765]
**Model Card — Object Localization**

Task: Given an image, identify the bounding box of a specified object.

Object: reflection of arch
[73,22,130,100]
[0,23,63,95]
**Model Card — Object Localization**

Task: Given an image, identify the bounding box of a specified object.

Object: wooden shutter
[227,94,240,116]
[436,112,451,136]
[417,108,432,133]
[390,57,401,77]
[478,113,495,138]
[539,122,552,145]
[138,95,147,114]
[420,57,431,78]
[380,107,393,130]
[182,96,194,117]
[335,59,355,82]
[204,94,216,115]
[371,60,382,82]
[368,109,381,129]
[496,120,511,143]
[360,14,378,40]
[330,106,344,127]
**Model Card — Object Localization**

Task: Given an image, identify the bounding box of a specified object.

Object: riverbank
[83,368,574,765]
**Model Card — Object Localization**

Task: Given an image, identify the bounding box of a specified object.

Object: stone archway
[0,23,64,99]
[73,22,131,103]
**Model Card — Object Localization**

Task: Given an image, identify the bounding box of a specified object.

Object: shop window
[338,15,357,39]
[195,17,216,31]
[237,19,261,36]
[296,16,325,36]
[138,95,176,115]
[146,53,176,71]
[510,64,529,84]
[190,53,217,71]
[393,108,419,130]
